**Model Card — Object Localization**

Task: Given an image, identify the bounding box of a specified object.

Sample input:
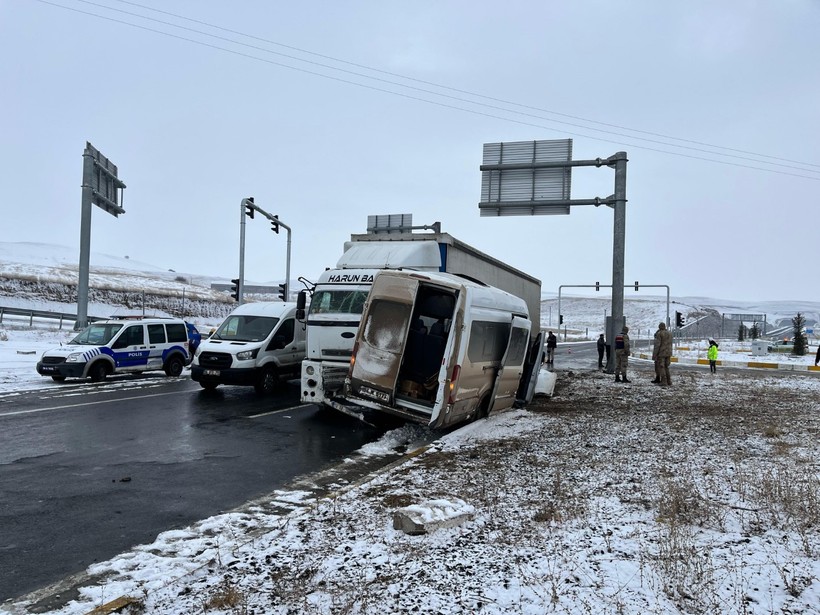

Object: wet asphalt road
[0,375,383,602]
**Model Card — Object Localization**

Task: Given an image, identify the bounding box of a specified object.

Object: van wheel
[51,376,66,382]
[88,362,108,382]
[476,397,491,421]
[164,356,185,377]
[254,366,279,394]
[199,381,219,391]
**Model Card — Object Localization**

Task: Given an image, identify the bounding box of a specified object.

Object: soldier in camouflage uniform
[614,325,631,383]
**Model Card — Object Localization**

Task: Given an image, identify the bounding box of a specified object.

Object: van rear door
[488,316,531,413]
[349,274,418,405]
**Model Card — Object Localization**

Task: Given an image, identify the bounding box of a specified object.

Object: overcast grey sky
[2,1,818,302]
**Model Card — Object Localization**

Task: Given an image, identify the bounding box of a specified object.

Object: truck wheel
[88,362,108,382]
[51,376,67,382]
[164,355,184,377]
[199,381,219,391]
[254,366,279,394]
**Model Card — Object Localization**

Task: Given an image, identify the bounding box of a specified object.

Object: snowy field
[2,322,819,614]
[3,369,818,615]
[2,243,819,614]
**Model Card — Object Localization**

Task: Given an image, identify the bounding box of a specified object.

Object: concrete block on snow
[393,498,475,535]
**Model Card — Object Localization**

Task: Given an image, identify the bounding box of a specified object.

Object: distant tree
[792,313,807,356]
[737,323,745,341]
[749,323,760,339]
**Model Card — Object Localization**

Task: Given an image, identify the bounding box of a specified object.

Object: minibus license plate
[360,386,389,403]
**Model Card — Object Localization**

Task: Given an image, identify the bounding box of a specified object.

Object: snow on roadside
[6,368,818,615]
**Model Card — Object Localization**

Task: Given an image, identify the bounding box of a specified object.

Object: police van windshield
[215,315,279,342]
[70,323,123,345]
[309,290,369,315]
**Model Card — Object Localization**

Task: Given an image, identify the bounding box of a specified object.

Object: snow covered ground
[2,322,819,614]
[2,243,819,614]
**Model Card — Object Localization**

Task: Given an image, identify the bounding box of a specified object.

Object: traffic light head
[230,278,240,301]
[244,198,255,219]
[595,281,600,291]
[278,282,287,301]
[675,311,684,327]
[271,214,280,234]
[559,314,564,325]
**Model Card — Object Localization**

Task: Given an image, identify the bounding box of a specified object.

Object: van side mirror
[296,290,307,320]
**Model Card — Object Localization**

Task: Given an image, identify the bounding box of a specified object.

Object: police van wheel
[51,376,66,382]
[255,366,279,394]
[164,356,185,377]
[88,362,108,382]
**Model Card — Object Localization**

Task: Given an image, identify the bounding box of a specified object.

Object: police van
[36,317,192,382]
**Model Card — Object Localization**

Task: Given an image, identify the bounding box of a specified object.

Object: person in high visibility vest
[707,340,719,374]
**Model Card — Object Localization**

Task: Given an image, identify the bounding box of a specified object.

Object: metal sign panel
[83,142,126,216]
[479,139,572,216]
[724,313,765,321]
[367,213,413,234]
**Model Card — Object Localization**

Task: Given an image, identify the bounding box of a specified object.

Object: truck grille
[198,351,233,369]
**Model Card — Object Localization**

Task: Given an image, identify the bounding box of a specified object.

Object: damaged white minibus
[343,269,539,429]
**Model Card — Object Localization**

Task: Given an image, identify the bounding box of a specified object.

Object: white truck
[299,225,542,414]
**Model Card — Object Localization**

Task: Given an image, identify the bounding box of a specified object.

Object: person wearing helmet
[614,325,631,383]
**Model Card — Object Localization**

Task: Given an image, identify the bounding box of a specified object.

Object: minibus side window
[467,321,511,363]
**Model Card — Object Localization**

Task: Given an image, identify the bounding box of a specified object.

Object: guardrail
[0,306,105,329]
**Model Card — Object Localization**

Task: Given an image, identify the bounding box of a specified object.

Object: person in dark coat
[815,343,819,366]
[546,331,557,366]
[597,333,606,369]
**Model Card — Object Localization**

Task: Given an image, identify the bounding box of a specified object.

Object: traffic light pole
[239,198,292,303]
[557,283,670,332]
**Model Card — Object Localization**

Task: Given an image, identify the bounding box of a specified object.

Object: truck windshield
[215,315,279,342]
[309,290,369,315]
[70,323,123,346]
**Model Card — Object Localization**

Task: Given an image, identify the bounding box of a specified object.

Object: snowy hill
[540,293,820,340]
[1,241,819,339]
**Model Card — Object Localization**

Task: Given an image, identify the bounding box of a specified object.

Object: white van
[343,270,537,428]
[191,302,305,393]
